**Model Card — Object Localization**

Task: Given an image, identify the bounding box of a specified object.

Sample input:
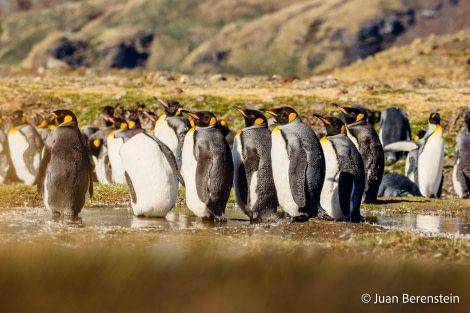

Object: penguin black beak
[259,108,278,117]
[49,112,58,121]
[187,112,200,120]
[332,103,348,115]
[153,96,169,108]
[313,114,330,125]
[232,105,247,118]
[143,111,156,123]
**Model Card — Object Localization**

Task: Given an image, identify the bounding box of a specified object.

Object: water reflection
[365,211,470,236]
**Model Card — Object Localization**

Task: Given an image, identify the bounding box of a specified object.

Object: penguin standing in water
[334,103,384,204]
[181,111,233,222]
[153,96,190,167]
[453,111,470,198]
[314,114,365,222]
[379,107,411,163]
[7,110,44,185]
[232,106,278,222]
[261,106,325,222]
[37,110,93,216]
[119,132,184,217]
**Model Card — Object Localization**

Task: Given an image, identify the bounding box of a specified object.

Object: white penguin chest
[181,130,209,217]
[319,139,343,219]
[154,120,178,154]
[271,129,298,216]
[418,129,444,197]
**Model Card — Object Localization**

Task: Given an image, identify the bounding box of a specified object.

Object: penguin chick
[453,111,470,198]
[232,106,278,222]
[314,114,365,222]
[181,110,233,222]
[378,173,422,197]
[334,103,384,204]
[261,106,325,222]
[37,110,93,216]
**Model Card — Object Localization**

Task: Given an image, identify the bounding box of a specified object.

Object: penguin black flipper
[237,163,249,206]
[338,172,354,217]
[19,126,43,176]
[288,145,308,208]
[195,148,212,204]
[36,145,51,197]
[145,133,185,187]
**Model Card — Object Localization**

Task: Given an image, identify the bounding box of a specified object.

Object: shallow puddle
[365,211,470,236]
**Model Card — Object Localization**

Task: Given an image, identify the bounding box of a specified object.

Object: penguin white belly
[94,147,111,185]
[319,139,343,220]
[452,157,464,198]
[107,136,126,184]
[418,132,444,197]
[232,135,247,212]
[249,173,259,209]
[271,129,299,216]
[120,134,178,217]
[154,120,179,155]
[181,130,210,218]
[8,131,37,185]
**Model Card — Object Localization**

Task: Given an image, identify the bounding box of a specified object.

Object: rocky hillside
[0,0,469,76]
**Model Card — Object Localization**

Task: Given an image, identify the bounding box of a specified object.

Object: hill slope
[0,0,469,76]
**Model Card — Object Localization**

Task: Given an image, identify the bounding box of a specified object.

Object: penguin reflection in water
[314,115,365,222]
[181,111,233,222]
[232,106,278,222]
[262,107,325,222]
[37,110,93,216]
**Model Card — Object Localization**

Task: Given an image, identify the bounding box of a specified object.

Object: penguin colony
[0,99,467,222]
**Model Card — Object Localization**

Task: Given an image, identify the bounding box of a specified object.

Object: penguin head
[101,106,115,127]
[126,113,141,129]
[113,117,129,130]
[143,111,157,123]
[414,129,426,141]
[313,114,346,136]
[260,106,299,125]
[233,106,267,127]
[8,110,27,126]
[50,110,78,125]
[465,111,470,131]
[429,112,441,125]
[185,111,217,128]
[333,103,365,124]
[154,96,182,117]
[216,119,231,136]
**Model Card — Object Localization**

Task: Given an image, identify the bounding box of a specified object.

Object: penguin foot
[345,215,365,223]
[315,208,334,221]
[292,214,309,223]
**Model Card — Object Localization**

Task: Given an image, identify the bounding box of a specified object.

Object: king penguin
[314,114,365,222]
[7,110,44,185]
[261,106,325,222]
[232,106,278,222]
[153,96,190,167]
[453,110,470,198]
[417,112,444,198]
[119,132,184,217]
[37,110,93,216]
[379,106,411,163]
[181,111,233,222]
[334,103,384,204]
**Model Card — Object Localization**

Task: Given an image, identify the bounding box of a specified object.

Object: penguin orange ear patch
[288,112,297,123]
[356,113,365,122]
[64,115,73,124]
[254,118,264,125]
[128,121,136,129]
[341,125,347,134]
[209,117,217,126]
[39,120,48,128]
[120,123,128,129]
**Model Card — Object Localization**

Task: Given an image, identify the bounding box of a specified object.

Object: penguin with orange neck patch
[37,110,93,216]
[232,106,278,222]
[334,103,384,204]
[417,111,444,198]
[314,114,365,222]
[181,111,233,222]
[261,106,325,222]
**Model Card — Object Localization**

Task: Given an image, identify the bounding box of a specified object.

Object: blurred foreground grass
[0,244,468,313]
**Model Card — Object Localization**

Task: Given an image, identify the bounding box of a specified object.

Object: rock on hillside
[0,0,469,76]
